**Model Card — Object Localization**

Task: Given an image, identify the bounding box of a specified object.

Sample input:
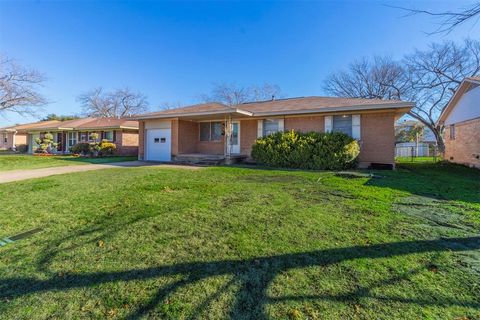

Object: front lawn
[395,156,441,163]
[0,162,479,319]
[0,154,137,171]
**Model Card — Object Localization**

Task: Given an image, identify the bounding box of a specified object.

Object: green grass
[0,162,479,319]
[395,156,440,163]
[0,154,137,171]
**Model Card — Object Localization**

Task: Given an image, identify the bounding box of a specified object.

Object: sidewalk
[0,161,201,184]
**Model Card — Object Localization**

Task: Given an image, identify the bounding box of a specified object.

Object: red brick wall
[177,120,198,154]
[358,113,395,166]
[444,118,480,168]
[285,116,324,132]
[0,132,17,150]
[116,129,139,156]
[171,120,179,156]
[197,141,224,154]
[240,120,258,156]
[138,121,145,159]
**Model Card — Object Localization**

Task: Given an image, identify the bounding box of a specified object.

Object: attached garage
[144,120,172,162]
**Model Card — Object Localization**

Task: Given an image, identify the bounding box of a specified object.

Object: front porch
[172,153,248,165]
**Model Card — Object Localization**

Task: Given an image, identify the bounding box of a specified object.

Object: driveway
[0,161,201,184]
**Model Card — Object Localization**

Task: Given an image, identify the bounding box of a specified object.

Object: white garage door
[146,128,171,161]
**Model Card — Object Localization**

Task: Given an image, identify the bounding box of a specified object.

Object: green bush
[99,140,116,156]
[16,144,28,153]
[251,130,360,170]
[34,132,58,154]
[70,142,90,155]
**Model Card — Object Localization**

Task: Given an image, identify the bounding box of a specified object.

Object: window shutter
[278,119,284,132]
[352,115,361,140]
[112,130,117,143]
[324,116,333,132]
[257,120,263,138]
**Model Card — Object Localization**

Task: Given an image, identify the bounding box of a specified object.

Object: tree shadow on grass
[1,236,479,319]
[364,162,480,204]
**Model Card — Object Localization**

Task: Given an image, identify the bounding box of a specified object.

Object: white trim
[135,108,254,120]
[278,118,284,131]
[227,121,240,154]
[134,102,413,120]
[352,114,361,140]
[257,120,263,138]
[325,116,333,132]
[251,103,413,117]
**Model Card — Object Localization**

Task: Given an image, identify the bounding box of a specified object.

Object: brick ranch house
[0,117,139,155]
[438,76,480,168]
[135,97,414,168]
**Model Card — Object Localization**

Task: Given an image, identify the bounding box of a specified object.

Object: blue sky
[0,0,478,126]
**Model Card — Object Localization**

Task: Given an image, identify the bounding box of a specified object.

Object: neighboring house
[0,117,139,155]
[395,120,436,143]
[1,120,60,151]
[438,76,480,168]
[134,97,413,168]
[394,120,437,158]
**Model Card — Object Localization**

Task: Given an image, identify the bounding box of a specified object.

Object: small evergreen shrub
[251,130,360,170]
[34,133,58,154]
[70,142,90,155]
[99,140,116,156]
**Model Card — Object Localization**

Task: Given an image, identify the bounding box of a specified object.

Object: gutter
[133,103,413,120]
[133,108,253,120]
[249,103,414,117]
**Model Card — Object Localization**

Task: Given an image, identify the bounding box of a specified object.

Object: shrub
[16,144,28,153]
[89,132,99,143]
[99,140,116,156]
[251,130,360,170]
[34,132,58,154]
[70,142,90,155]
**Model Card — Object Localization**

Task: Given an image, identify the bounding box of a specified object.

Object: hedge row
[251,130,360,170]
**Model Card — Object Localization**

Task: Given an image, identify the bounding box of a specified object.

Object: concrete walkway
[0,161,202,184]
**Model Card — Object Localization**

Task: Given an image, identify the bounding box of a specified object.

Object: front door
[227,121,240,154]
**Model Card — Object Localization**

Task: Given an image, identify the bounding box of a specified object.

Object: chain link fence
[395,142,441,163]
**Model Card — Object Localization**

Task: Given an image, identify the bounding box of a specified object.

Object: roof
[0,117,139,132]
[438,77,480,124]
[0,120,61,132]
[135,96,413,120]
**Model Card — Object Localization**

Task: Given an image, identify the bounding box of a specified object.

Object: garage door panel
[146,129,171,161]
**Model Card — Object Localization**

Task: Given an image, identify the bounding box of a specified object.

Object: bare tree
[158,101,183,110]
[200,82,283,106]
[113,88,149,117]
[404,40,480,151]
[0,56,47,115]
[324,56,410,100]
[78,87,112,117]
[249,83,283,102]
[393,2,480,34]
[78,87,149,118]
[323,39,480,152]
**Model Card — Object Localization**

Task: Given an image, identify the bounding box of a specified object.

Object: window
[450,124,455,140]
[68,132,77,146]
[3,133,7,143]
[263,119,280,136]
[333,115,352,136]
[199,122,223,141]
[79,132,88,142]
[103,131,113,141]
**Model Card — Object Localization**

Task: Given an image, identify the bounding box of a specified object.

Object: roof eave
[437,79,474,124]
[133,108,253,120]
[250,102,414,117]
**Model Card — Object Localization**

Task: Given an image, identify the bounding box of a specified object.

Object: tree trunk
[432,125,445,154]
